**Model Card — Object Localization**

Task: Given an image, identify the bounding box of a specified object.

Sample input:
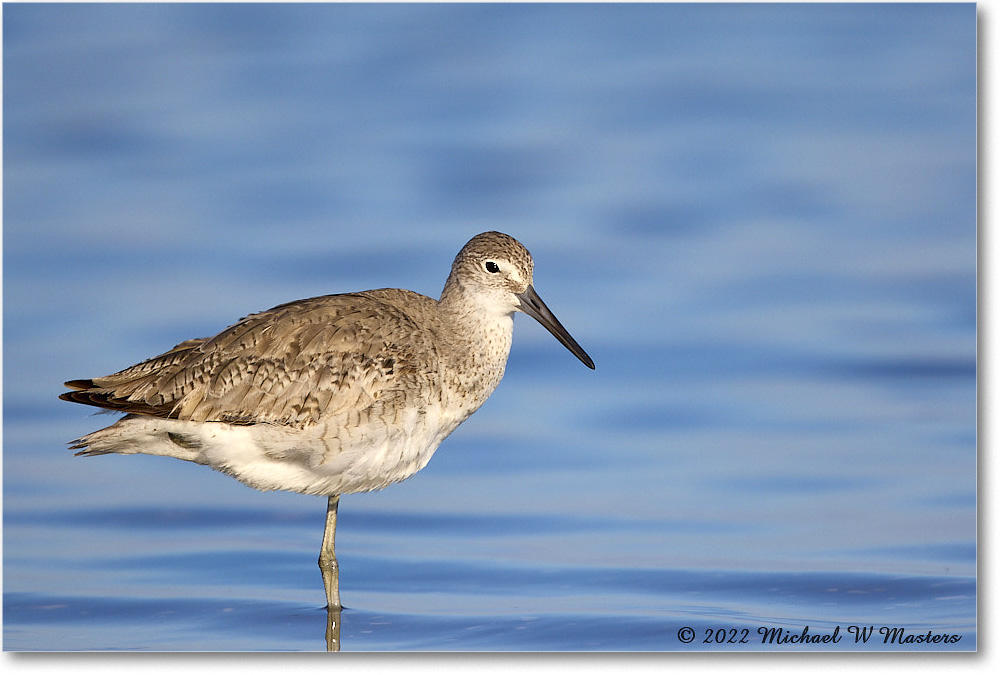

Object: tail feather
[68,423,129,457]
[72,442,115,457]
[67,415,204,463]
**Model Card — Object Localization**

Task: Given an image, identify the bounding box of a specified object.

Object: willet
[61,231,594,615]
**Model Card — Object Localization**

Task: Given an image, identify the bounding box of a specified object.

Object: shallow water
[2,3,976,651]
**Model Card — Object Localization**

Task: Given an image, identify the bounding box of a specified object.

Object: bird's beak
[516,284,595,370]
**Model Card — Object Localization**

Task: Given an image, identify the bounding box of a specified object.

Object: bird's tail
[69,415,204,463]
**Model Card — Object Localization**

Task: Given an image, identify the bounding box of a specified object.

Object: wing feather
[59,291,440,429]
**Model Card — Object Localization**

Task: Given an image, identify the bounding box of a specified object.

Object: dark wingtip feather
[60,390,100,406]
[63,379,95,391]
[60,384,178,418]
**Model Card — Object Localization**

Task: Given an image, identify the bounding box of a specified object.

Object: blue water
[2,3,976,651]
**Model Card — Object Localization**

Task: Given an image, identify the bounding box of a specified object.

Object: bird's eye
[485,261,501,274]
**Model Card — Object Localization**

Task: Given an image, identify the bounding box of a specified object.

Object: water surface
[2,3,976,651]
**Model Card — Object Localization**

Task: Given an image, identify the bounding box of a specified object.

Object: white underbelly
[193,403,462,496]
[76,392,477,498]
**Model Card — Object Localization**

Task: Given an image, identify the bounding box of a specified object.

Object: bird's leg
[319,495,341,610]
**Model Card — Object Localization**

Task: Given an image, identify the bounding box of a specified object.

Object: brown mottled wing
[60,292,437,428]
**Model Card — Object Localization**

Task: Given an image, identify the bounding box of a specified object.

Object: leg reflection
[325,603,342,651]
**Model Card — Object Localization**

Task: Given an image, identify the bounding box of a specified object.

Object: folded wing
[60,292,436,429]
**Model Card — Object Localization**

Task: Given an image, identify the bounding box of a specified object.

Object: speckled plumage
[61,231,594,613]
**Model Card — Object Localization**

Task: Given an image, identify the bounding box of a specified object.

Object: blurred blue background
[3,3,976,651]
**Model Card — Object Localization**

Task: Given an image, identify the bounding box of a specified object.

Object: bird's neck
[437,280,515,409]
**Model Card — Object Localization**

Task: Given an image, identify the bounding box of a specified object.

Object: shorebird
[60,231,594,614]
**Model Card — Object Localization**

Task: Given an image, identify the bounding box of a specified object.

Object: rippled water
[3,3,976,651]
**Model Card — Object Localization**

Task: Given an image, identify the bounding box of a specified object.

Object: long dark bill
[516,285,595,370]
